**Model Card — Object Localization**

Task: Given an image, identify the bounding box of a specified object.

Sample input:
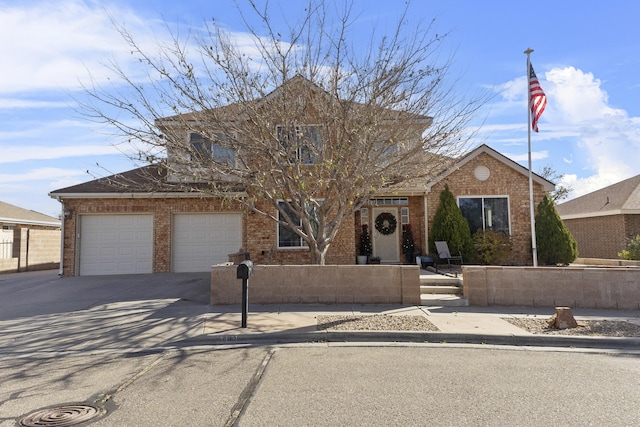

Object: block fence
[0,228,60,274]
[463,266,640,310]
[211,264,420,305]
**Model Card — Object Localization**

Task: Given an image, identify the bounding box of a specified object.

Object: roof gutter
[49,191,248,200]
[0,216,60,227]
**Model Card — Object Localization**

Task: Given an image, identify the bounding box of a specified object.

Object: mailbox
[237,260,253,279]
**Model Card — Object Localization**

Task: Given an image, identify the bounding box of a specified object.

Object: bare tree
[539,164,573,202]
[79,0,486,264]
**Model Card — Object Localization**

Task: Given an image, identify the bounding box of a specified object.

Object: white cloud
[486,66,640,200]
[0,144,126,163]
[0,167,86,183]
[543,66,640,198]
[0,98,70,109]
[0,0,158,94]
[504,150,548,163]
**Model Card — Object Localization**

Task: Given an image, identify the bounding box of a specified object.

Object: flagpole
[524,48,538,267]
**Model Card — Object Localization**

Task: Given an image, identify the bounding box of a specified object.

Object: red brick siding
[563,214,629,259]
[625,214,640,241]
[426,153,547,265]
[60,196,354,276]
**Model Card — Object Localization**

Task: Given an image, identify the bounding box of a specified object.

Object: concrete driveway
[0,270,212,356]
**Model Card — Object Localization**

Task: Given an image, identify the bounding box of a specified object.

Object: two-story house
[50,77,553,276]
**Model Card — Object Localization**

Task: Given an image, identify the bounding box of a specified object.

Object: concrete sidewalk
[198,303,640,349]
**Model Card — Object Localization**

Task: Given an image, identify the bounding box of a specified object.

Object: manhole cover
[19,404,102,427]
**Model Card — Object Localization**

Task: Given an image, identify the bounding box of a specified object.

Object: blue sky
[2,0,640,217]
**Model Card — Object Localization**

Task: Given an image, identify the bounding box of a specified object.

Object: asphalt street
[1,270,640,426]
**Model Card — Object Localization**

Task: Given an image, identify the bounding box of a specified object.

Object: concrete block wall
[211,264,420,305]
[0,228,61,273]
[463,266,640,310]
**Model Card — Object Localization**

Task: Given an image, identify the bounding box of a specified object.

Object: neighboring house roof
[49,164,246,199]
[0,200,61,227]
[556,174,640,219]
[425,144,556,192]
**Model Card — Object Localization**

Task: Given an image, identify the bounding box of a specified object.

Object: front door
[372,207,400,263]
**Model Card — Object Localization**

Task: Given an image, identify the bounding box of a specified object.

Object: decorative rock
[547,306,578,329]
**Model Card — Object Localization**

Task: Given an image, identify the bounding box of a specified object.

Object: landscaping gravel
[504,317,640,337]
[316,314,640,337]
[317,315,439,331]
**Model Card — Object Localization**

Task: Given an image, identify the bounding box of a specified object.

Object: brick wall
[562,215,626,259]
[61,196,355,276]
[562,213,640,260]
[625,214,640,242]
[426,152,547,265]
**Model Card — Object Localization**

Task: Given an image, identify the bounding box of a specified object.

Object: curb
[181,331,640,350]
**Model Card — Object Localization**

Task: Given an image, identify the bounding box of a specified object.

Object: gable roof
[157,74,432,128]
[0,200,60,227]
[556,174,640,219]
[49,164,246,199]
[426,144,555,192]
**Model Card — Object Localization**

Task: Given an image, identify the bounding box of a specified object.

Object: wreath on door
[375,212,397,235]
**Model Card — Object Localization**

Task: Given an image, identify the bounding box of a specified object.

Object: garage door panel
[172,213,242,273]
[80,214,153,276]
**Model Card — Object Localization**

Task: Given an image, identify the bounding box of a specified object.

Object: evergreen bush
[429,184,474,260]
[359,224,372,256]
[535,195,578,265]
[473,230,512,265]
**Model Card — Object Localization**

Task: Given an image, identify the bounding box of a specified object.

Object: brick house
[556,174,640,259]
[50,143,553,276]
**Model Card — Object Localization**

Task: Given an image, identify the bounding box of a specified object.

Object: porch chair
[435,241,463,270]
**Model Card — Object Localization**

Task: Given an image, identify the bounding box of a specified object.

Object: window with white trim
[277,201,320,248]
[189,132,236,166]
[360,208,369,226]
[458,196,510,235]
[401,207,409,225]
[276,124,323,164]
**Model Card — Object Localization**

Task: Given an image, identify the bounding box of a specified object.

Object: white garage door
[79,215,153,276]
[172,213,242,272]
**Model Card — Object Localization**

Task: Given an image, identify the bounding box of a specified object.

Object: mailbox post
[236,260,253,328]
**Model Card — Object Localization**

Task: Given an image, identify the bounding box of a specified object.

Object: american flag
[529,64,547,132]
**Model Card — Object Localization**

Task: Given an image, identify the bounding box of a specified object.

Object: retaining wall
[211,264,420,305]
[463,266,640,310]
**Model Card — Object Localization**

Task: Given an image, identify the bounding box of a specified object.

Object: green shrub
[535,195,578,265]
[473,230,512,265]
[429,184,474,260]
[619,235,640,260]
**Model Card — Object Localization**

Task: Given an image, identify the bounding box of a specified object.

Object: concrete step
[419,273,462,287]
[420,294,469,307]
[420,285,463,295]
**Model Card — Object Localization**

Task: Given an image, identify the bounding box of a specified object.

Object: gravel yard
[503,317,640,337]
[316,314,640,337]
[317,315,439,331]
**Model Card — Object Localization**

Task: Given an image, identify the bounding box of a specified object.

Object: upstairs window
[276,125,323,164]
[458,196,510,235]
[189,132,236,167]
